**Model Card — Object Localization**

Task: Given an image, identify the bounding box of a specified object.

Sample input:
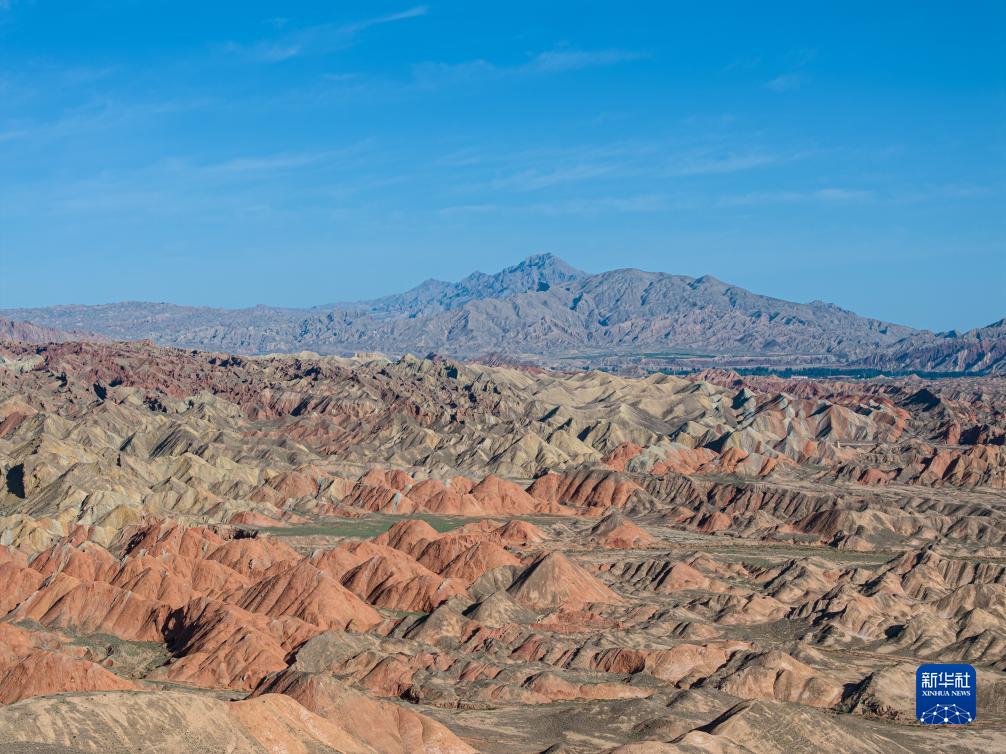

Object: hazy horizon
[3,251,1002,335]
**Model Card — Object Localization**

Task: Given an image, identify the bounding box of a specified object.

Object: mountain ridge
[0,316,108,345]
[3,254,1000,372]
[860,319,1006,374]
[345,253,588,316]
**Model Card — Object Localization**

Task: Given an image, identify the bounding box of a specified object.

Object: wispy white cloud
[0,96,215,146]
[230,6,428,63]
[452,147,638,194]
[341,6,428,35]
[526,194,677,215]
[2,144,379,218]
[152,142,376,183]
[765,73,805,92]
[250,43,302,63]
[433,139,654,171]
[788,48,818,67]
[413,59,496,86]
[176,151,343,176]
[443,139,799,197]
[439,185,880,218]
[488,163,620,191]
[719,187,873,205]
[765,49,816,93]
[890,183,991,204]
[664,150,784,176]
[523,48,647,74]
[812,188,872,201]
[0,128,27,142]
[722,57,762,72]
[59,66,117,86]
[439,194,676,217]
[436,203,503,217]
[413,47,646,87]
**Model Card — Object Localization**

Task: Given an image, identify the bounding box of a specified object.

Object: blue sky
[1,1,1003,331]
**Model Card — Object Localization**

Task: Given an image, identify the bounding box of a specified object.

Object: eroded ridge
[0,339,1004,753]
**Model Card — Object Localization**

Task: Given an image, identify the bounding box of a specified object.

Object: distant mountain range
[0,317,107,345]
[858,319,1006,374]
[3,254,1003,373]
